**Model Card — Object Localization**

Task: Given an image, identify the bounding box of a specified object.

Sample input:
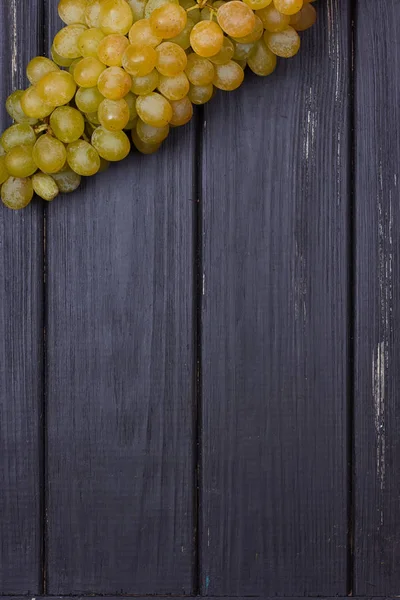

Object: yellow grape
[6,90,38,125]
[36,71,77,106]
[98,34,130,65]
[32,172,59,201]
[85,110,101,124]
[190,21,224,57]
[185,53,215,85]
[243,0,272,10]
[213,60,244,90]
[58,0,88,24]
[78,27,106,57]
[75,85,104,111]
[50,106,85,143]
[52,166,81,192]
[208,36,234,64]
[136,118,169,143]
[122,45,157,76]
[145,0,178,18]
[264,25,300,57]
[187,82,213,104]
[51,45,75,67]
[131,69,160,94]
[290,3,316,30]
[26,57,59,85]
[169,96,193,126]
[20,86,55,119]
[232,14,263,42]
[1,177,34,210]
[136,92,172,127]
[158,72,189,100]
[99,0,134,34]
[67,140,101,175]
[91,126,131,160]
[53,24,88,59]
[0,156,9,185]
[127,0,147,21]
[97,66,132,98]
[74,56,106,86]
[85,0,105,27]
[217,2,255,38]
[273,0,303,15]
[5,145,37,178]
[233,41,255,61]
[247,38,277,74]
[1,124,36,152]
[156,42,187,76]
[33,134,67,174]
[169,17,195,50]
[131,129,161,154]
[98,98,130,130]
[256,4,290,31]
[149,3,187,39]
[128,19,162,48]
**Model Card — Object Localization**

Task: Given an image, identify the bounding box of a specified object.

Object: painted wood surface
[0,0,44,594]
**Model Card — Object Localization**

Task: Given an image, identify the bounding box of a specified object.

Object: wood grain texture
[0,0,43,593]
[354,0,400,594]
[200,0,351,595]
[44,5,196,594]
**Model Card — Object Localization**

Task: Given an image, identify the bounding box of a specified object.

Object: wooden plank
[44,5,196,595]
[0,0,44,594]
[354,0,400,594]
[200,0,351,595]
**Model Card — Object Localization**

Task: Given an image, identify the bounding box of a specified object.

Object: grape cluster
[0,0,317,209]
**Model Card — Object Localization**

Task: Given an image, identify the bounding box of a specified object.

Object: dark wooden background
[0,0,399,597]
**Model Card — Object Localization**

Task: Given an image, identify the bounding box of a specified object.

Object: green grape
[6,90,38,125]
[144,0,178,18]
[136,92,172,127]
[73,57,106,87]
[97,66,132,99]
[169,95,193,126]
[131,128,161,154]
[32,134,67,174]
[128,19,162,48]
[1,177,34,210]
[75,85,104,112]
[98,98,130,130]
[232,41,255,61]
[131,69,159,95]
[149,3,187,39]
[124,91,138,121]
[69,58,82,76]
[1,124,37,152]
[208,36,234,64]
[53,24,88,59]
[58,0,88,24]
[36,71,77,106]
[185,53,215,85]
[85,0,105,27]
[85,110,101,124]
[0,142,4,156]
[200,6,216,21]
[0,156,9,185]
[78,27,106,57]
[51,45,75,67]
[156,42,187,76]
[158,72,189,101]
[247,38,276,75]
[187,82,213,104]
[169,17,195,50]
[91,126,131,160]
[97,34,130,65]
[99,157,110,171]
[50,106,86,143]
[234,58,247,69]
[67,140,101,175]
[5,145,37,178]
[256,4,290,32]
[122,45,157,77]
[99,0,134,34]
[190,21,224,57]
[179,0,200,23]
[136,118,169,144]
[213,60,244,90]
[32,172,59,201]
[127,0,146,21]
[21,86,55,119]
[51,166,81,192]
[26,57,59,85]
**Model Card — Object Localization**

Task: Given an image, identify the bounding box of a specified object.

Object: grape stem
[33,123,49,134]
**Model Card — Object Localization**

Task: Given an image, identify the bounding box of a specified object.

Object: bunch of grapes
[0,0,317,209]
